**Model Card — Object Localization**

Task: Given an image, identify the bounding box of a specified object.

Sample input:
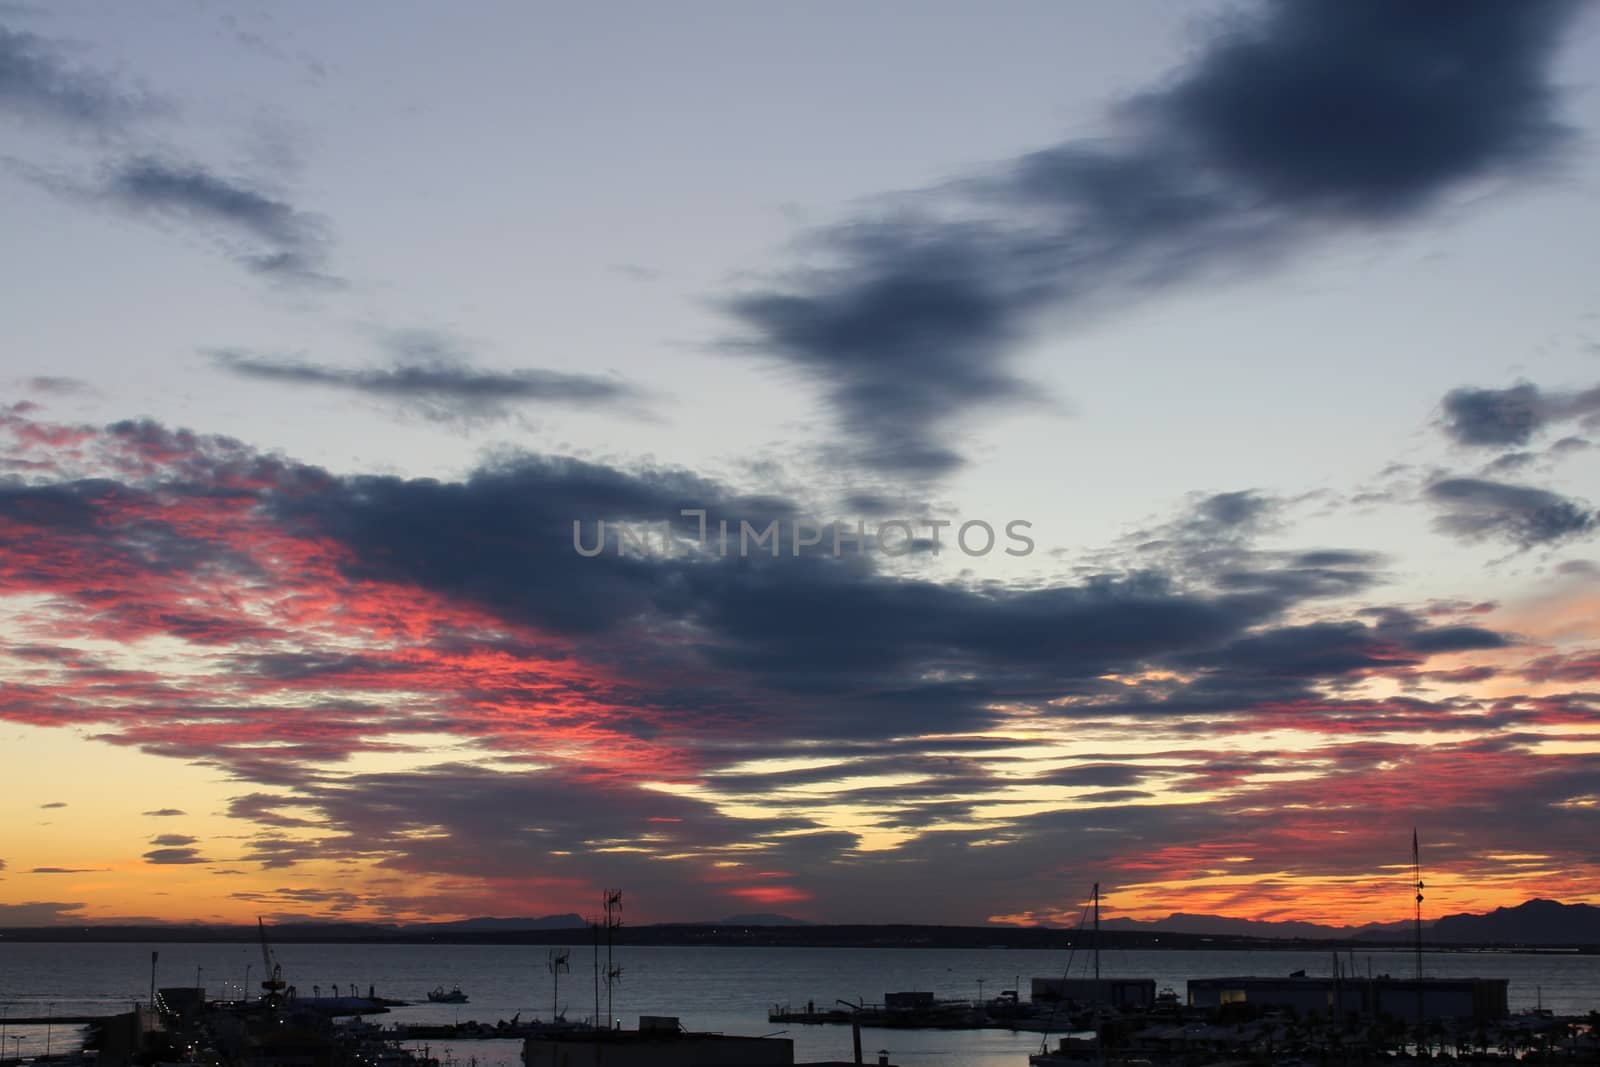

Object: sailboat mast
[1092,882,1100,981]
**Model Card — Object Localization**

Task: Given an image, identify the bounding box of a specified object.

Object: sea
[2,943,1597,1067]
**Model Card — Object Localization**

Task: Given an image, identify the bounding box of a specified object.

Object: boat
[427,986,469,1004]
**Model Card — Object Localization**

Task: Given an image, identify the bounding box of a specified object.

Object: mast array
[1413,829,1425,1040]
[603,889,624,1028]
[1413,828,1424,982]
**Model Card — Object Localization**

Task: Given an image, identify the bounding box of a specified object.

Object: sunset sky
[3,1,1600,928]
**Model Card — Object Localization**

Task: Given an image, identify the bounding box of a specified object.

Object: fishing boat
[427,986,469,1004]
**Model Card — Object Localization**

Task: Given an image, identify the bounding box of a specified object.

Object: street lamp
[9,1035,24,1064]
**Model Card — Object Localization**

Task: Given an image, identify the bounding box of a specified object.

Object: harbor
[2,968,1594,1067]
[2,939,1597,1067]
[2,875,1596,1067]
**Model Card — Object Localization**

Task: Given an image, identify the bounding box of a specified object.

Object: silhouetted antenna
[1413,828,1425,1039]
[547,948,570,1021]
[1412,828,1424,979]
[603,890,624,1028]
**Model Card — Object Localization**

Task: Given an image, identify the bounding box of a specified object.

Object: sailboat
[1029,883,1147,1065]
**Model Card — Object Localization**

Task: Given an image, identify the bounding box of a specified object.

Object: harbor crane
[258,917,286,1003]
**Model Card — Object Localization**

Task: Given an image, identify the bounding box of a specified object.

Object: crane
[258,917,286,1003]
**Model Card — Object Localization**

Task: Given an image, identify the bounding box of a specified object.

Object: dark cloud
[39,800,65,808]
[149,833,197,847]
[1193,490,1275,532]
[1132,2,1575,216]
[1442,382,1600,447]
[30,867,106,874]
[0,23,163,131]
[1176,614,1507,687]
[101,157,336,284]
[1426,477,1596,548]
[210,341,643,423]
[2,27,336,288]
[1124,491,1384,608]
[142,847,209,865]
[1038,764,1150,789]
[142,808,187,816]
[279,453,1343,738]
[728,1,1580,476]
[1443,384,1544,447]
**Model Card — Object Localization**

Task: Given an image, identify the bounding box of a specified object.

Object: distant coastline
[1,922,1596,953]
[5,898,1597,950]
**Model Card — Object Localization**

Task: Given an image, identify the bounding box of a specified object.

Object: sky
[2,0,1600,929]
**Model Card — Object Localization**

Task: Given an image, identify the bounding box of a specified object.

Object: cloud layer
[728,1,1579,476]
[211,336,642,423]
[2,407,1596,923]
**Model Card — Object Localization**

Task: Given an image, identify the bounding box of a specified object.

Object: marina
[2,940,1597,1067]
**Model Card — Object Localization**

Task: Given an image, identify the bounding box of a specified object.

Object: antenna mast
[603,890,624,1029]
[1413,829,1425,1038]
[1092,883,1101,981]
[547,948,570,1022]
[1412,829,1424,980]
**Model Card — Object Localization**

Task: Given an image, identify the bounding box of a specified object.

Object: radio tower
[603,890,624,1029]
[1413,829,1425,1041]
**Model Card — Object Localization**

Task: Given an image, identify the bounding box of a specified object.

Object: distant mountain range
[1099,913,1402,939]
[1429,899,1600,945]
[4,900,1597,947]
[1099,899,1600,944]
[231,902,1600,941]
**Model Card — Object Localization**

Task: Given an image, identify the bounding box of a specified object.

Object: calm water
[2,943,1597,1067]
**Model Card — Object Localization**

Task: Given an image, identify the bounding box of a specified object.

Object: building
[884,991,935,1013]
[1030,977,1157,1009]
[1185,976,1509,1021]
